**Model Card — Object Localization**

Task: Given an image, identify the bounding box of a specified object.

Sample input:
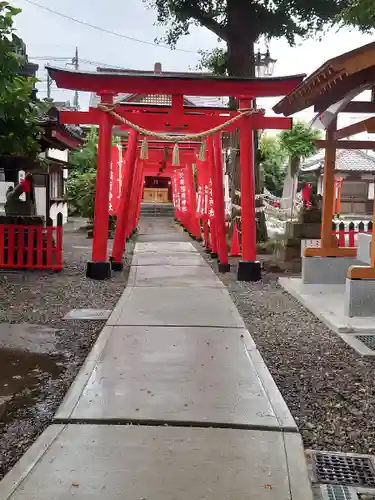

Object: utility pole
[72,47,79,109]
[47,73,52,100]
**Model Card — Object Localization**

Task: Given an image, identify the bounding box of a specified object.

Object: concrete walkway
[0,218,312,499]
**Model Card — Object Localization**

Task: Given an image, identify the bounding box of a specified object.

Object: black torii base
[237,260,261,282]
[86,261,112,280]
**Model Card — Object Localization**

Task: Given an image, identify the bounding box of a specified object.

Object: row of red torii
[47,66,304,281]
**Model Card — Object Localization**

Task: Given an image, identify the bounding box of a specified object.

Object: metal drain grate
[313,452,375,487]
[355,335,375,351]
[319,485,358,500]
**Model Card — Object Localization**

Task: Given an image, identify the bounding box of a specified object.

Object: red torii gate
[47,66,304,281]
[132,137,229,259]
[120,138,202,243]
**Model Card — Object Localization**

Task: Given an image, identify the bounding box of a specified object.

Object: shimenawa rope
[98,104,265,163]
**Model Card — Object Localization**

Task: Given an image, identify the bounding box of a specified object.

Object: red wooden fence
[0,213,63,271]
[332,221,373,247]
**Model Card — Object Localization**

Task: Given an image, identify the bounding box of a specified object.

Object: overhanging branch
[181,1,228,41]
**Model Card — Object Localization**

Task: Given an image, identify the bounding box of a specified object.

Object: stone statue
[299,192,322,224]
[5,173,36,217]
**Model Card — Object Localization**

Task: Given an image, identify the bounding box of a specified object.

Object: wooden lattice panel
[138,94,172,105]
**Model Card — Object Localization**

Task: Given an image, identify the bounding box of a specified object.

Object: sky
[11,0,375,125]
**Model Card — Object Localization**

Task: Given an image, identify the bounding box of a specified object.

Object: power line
[78,59,116,68]
[30,55,125,69]
[75,59,118,69]
[30,56,72,61]
[21,0,197,54]
[31,48,83,104]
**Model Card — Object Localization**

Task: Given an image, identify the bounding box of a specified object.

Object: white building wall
[50,202,68,225]
[368,182,374,200]
[0,181,14,213]
[35,187,47,219]
[47,148,69,225]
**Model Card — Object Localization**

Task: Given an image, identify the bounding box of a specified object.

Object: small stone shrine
[1,173,45,266]
[283,193,322,271]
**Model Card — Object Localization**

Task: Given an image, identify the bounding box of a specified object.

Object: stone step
[140,203,175,217]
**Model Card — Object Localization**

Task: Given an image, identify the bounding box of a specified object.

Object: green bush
[66,128,97,220]
[0,2,42,157]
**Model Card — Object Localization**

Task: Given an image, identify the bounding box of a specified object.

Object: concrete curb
[54,326,114,420]
[279,277,375,334]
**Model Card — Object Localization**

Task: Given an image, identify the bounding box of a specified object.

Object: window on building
[139,94,172,105]
[50,170,64,199]
[341,181,368,200]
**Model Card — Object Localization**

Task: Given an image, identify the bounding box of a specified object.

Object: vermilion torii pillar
[86,91,114,280]
[213,133,230,272]
[183,161,201,240]
[195,159,211,251]
[111,129,138,271]
[47,65,303,280]
[238,99,259,281]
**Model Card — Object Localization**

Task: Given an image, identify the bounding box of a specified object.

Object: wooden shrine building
[273,40,375,286]
[0,106,84,223]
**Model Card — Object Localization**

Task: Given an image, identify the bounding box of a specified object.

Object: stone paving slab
[134,241,198,253]
[131,252,207,267]
[127,265,224,288]
[55,325,296,431]
[63,309,111,320]
[279,277,375,333]
[137,232,191,242]
[107,286,245,327]
[0,424,312,500]
[137,219,181,230]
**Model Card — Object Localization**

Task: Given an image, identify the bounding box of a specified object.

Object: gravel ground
[2,215,375,476]
[0,219,133,479]
[194,243,375,455]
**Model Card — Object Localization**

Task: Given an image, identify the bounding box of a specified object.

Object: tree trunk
[226,0,267,242]
[281,156,301,216]
[227,0,257,77]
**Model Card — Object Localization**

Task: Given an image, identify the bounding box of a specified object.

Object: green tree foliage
[145,1,346,240]
[146,0,359,77]
[66,128,98,220]
[279,122,322,201]
[259,123,321,196]
[66,130,122,221]
[338,0,375,31]
[69,127,98,174]
[279,122,321,161]
[259,136,287,197]
[197,48,227,75]
[0,2,41,156]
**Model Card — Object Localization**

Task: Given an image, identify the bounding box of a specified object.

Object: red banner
[207,178,215,219]
[196,161,213,219]
[179,170,188,213]
[109,146,122,215]
[171,171,180,211]
[196,183,204,216]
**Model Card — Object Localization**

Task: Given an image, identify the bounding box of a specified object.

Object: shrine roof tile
[301,149,375,172]
[89,92,228,109]
[47,65,304,98]
[273,41,375,116]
